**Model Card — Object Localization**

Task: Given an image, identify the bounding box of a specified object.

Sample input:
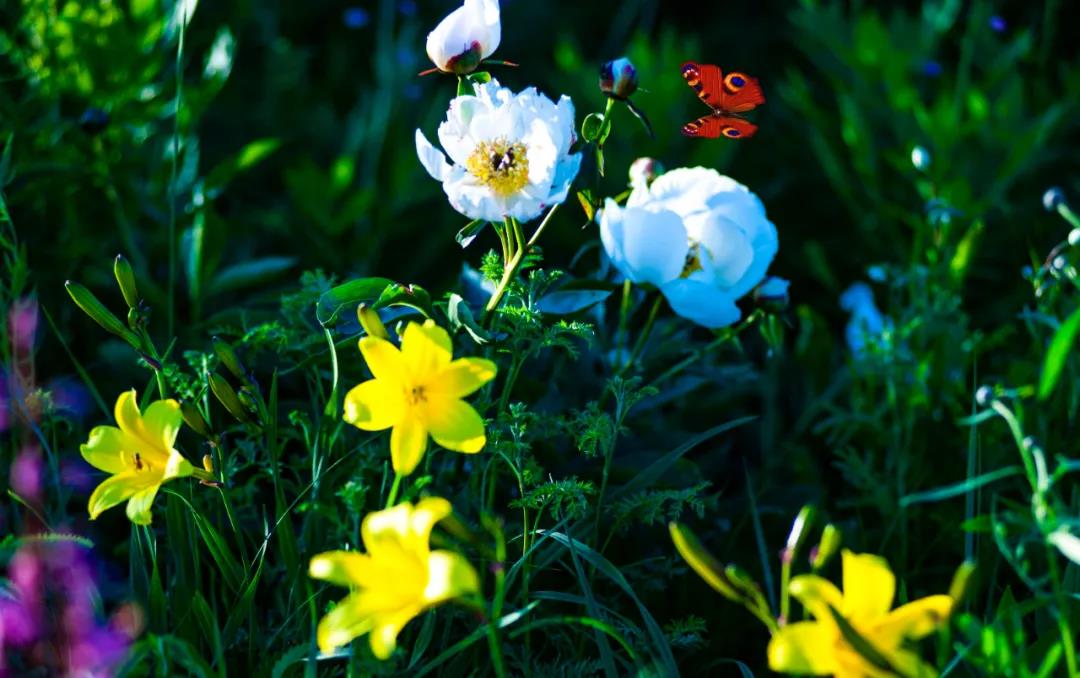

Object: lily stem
[385,473,403,509]
[618,293,662,375]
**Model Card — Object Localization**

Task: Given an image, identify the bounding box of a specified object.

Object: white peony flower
[416,81,582,224]
[425,0,501,75]
[599,167,778,328]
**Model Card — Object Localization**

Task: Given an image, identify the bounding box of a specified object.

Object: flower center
[409,385,428,405]
[132,452,152,473]
[681,242,705,278]
[466,138,530,196]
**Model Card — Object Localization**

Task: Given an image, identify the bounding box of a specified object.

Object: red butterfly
[680,62,765,139]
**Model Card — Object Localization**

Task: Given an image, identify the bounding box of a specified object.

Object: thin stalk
[168,3,187,339]
[385,473,403,509]
[496,354,524,415]
[486,520,508,678]
[485,206,561,313]
[618,293,662,375]
[1046,547,1078,676]
[614,279,632,366]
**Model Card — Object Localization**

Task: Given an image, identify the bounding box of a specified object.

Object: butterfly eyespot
[724,72,748,92]
[722,127,742,138]
[681,64,701,86]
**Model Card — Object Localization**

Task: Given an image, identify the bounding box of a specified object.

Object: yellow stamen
[681,243,705,278]
[466,138,530,196]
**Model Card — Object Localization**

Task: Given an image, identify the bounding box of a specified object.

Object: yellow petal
[400,321,452,379]
[842,550,896,622]
[767,621,839,675]
[359,336,406,385]
[80,426,135,474]
[871,594,953,644]
[316,593,378,653]
[427,358,497,399]
[423,550,480,605]
[408,497,452,552]
[309,551,376,589]
[142,399,183,450]
[162,449,195,482]
[344,379,405,431]
[424,398,485,453]
[125,482,162,525]
[87,471,158,521]
[390,414,428,475]
[368,606,423,660]
[789,574,845,628]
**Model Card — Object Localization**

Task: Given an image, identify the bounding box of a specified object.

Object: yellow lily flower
[768,550,954,678]
[80,390,195,525]
[343,319,497,476]
[308,497,480,659]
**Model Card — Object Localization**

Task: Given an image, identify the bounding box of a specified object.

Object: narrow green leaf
[1039,304,1080,399]
[316,276,393,327]
[899,466,1023,507]
[455,219,487,248]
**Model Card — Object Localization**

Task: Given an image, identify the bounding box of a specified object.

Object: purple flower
[989,15,1006,32]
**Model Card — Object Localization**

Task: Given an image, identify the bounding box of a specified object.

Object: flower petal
[466,0,500,58]
[425,5,475,70]
[359,336,406,385]
[788,574,845,628]
[841,550,896,623]
[423,550,480,605]
[410,497,453,542]
[416,129,452,182]
[309,551,376,589]
[660,279,742,329]
[125,482,162,525]
[80,426,135,474]
[390,414,428,476]
[428,358,497,399]
[424,398,485,453]
[142,399,183,450]
[401,321,453,379]
[162,449,195,482]
[871,594,953,644]
[767,621,839,675]
[87,471,155,521]
[694,214,754,287]
[618,208,689,287]
[368,607,423,660]
[344,379,405,431]
[316,592,379,653]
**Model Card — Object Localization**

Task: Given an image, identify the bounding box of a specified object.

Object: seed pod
[212,337,248,382]
[209,372,252,424]
[179,400,212,437]
[357,303,389,340]
[113,254,140,309]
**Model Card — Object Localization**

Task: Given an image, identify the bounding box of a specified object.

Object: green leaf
[1039,305,1080,399]
[206,257,297,296]
[64,281,141,348]
[536,279,616,315]
[899,466,1023,507]
[316,276,393,327]
[456,219,487,248]
[581,112,606,143]
[205,138,281,195]
[373,282,433,317]
[1048,529,1080,566]
[447,293,491,345]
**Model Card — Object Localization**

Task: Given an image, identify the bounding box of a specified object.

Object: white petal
[544,152,582,207]
[617,207,688,287]
[599,199,629,277]
[415,130,452,182]
[425,6,475,70]
[523,119,557,186]
[661,279,742,328]
[465,0,501,58]
[695,214,754,287]
[443,174,500,222]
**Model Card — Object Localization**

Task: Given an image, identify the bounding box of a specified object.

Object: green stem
[1046,545,1078,676]
[486,520,508,678]
[485,206,561,314]
[618,293,662,375]
[779,554,792,624]
[615,279,632,366]
[385,473,403,509]
[167,3,186,340]
[496,355,524,414]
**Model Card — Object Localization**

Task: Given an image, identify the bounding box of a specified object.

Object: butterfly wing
[681,115,758,139]
[681,62,726,110]
[716,71,765,113]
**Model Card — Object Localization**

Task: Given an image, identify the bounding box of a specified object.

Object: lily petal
[344,379,406,431]
[316,592,379,653]
[423,550,481,605]
[767,621,839,675]
[788,574,845,629]
[872,594,953,644]
[428,358,497,399]
[390,413,428,476]
[424,398,485,453]
[368,606,423,660]
[87,470,157,521]
[401,321,453,379]
[310,551,376,588]
[142,399,183,450]
[125,482,163,525]
[359,336,405,385]
[162,449,195,482]
[80,426,135,474]
[841,550,896,622]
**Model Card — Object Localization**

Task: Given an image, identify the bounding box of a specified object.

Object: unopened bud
[753,276,791,312]
[65,281,141,349]
[113,255,140,309]
[975,385,994,406]
[599,57,638,100]
[1043,187,1065,212]
[179,400,212,437]
[357,303,389,340]
[948,561,976,605]
[212,337,247,382]
[911,146,931,171]
[629,157,664,189]
[202,454,214,474]
[784,505,815,559]
[810,524,841,571]
[209,372,252,424]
